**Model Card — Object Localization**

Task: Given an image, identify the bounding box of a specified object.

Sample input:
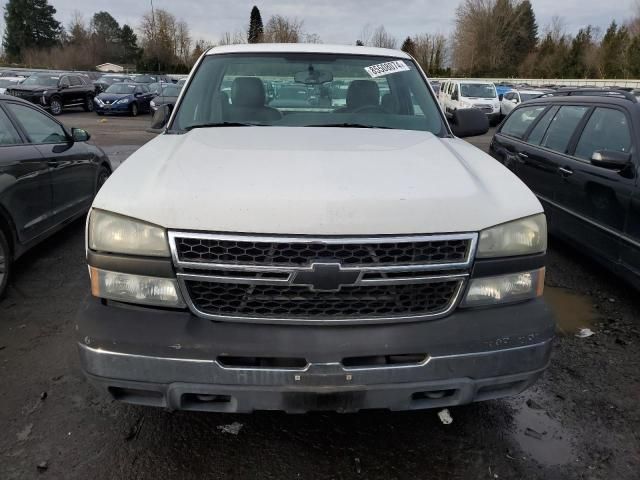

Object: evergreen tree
[401,36,416,56]
[600,22,630,78]
[248,6,264,43]
[119,25,139,65]
[512,1,537,59]
[566,26,596,78]
[627,35,640,78]
[2,0,61,61]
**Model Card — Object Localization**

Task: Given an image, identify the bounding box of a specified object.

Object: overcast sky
[0,0,637,45]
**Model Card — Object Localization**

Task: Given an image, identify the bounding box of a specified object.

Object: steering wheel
[351,105,387,114]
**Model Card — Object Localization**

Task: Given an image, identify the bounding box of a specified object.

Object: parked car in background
[147,81,173,96]
[490,90,639,287]
[177,78,187,87]
[150,84,182,113]
[0,77,23,94]
[430,80,441,96]
[633,89,640,99]
[446,80,501,125]
[93,75,133,94]
[0,94,112,297]
[495,82,515,99]
[6,73,96,115]
[94,83,155,116]
[500,90,546,117]
[269,84,311,108]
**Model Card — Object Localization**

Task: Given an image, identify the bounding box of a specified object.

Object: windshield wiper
[307,123,392,129]
[184,122,268,130]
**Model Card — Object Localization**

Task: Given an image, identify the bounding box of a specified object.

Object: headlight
[116,98,130,104]
[90,267,185,307]
[477,214,547,258]
[88,210,169,257]
[150,100,156,107]
[95,98,104,106]
[462,268,545,307]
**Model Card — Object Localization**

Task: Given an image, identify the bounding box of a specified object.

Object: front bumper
[76,297,554,413]
[94,101,130,114]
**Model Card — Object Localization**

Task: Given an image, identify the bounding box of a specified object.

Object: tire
[130,103,138,117]
[49,97,63,116]
[96,165,111,192]
[0,229,11,300]
[83,95,94,112]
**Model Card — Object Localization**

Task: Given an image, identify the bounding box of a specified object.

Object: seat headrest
[346,80,380,109]
[232,77,266,108]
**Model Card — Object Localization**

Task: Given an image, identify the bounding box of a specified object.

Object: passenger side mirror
[71,128,90,142]
[449,108,490,138]
[149,105,172,132]
[591,150,632,170]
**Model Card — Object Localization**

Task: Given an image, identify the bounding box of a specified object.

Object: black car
[0,94,112,297]
[149,84,181,113]
[490,91,640,287]
[7,73,96,115]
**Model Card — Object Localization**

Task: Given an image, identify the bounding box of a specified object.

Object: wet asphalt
[0,112,639,479]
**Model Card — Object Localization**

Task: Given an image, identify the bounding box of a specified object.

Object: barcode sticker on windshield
[364,60,410,78]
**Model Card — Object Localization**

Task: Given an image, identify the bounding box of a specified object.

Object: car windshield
[460,83,497,98]
[133,75,156,83]
[22,75,59,87]
[0,79,18,87]
[173,53,444,134]
[160,85,181,97]
[105,83,137,94]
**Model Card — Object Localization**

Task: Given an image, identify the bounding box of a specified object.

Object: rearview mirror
[591,150,632,170]
[71,128,90,142]
[294,68,333,85]
[449,108,490,138]
[149,105,171,132]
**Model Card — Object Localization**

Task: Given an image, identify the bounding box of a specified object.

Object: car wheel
[96,165,111,192]
[0,229,11,300]
[130,103,138,117]
[84,95,94,112]
[50,97,63,116]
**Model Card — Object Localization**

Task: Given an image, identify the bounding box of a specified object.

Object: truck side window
[574,108,632,161]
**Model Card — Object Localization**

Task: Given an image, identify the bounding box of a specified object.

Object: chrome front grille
[170,232,477,325]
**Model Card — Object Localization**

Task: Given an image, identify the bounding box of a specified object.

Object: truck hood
[93,127,542,235]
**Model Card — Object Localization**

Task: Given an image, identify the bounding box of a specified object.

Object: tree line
[2,0,640,79]
[453,0,640,79]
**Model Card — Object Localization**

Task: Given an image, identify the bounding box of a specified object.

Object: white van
[446,80,501,125]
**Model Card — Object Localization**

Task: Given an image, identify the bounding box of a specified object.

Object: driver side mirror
[449,108,490,138]
[591,150,632,170]
[71,128,90,142]
[149,105,172,132]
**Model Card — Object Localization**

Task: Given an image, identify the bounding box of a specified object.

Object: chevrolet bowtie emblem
[291,263,360,291]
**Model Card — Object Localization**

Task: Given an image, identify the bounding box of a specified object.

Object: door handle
[559,167,574,176]
[518,152,529,159]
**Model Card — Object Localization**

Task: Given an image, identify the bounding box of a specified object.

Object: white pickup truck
[77,44,553,413]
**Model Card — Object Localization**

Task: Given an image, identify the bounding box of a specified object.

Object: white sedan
[500,90,546,117]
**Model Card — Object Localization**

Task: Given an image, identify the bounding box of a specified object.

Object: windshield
[520,93,542,102]
[460,83,497,98]
[22,75,59,87]
[0,79,18,87]
[160,85,181,97]
[105,83,137,94]
[172,53,445,134]
[133,75,156,83]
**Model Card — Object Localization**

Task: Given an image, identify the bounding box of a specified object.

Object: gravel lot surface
[1,112,638,479]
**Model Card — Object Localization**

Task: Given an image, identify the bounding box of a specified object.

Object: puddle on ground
[509,394,575,466]
[544,286,597,335]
